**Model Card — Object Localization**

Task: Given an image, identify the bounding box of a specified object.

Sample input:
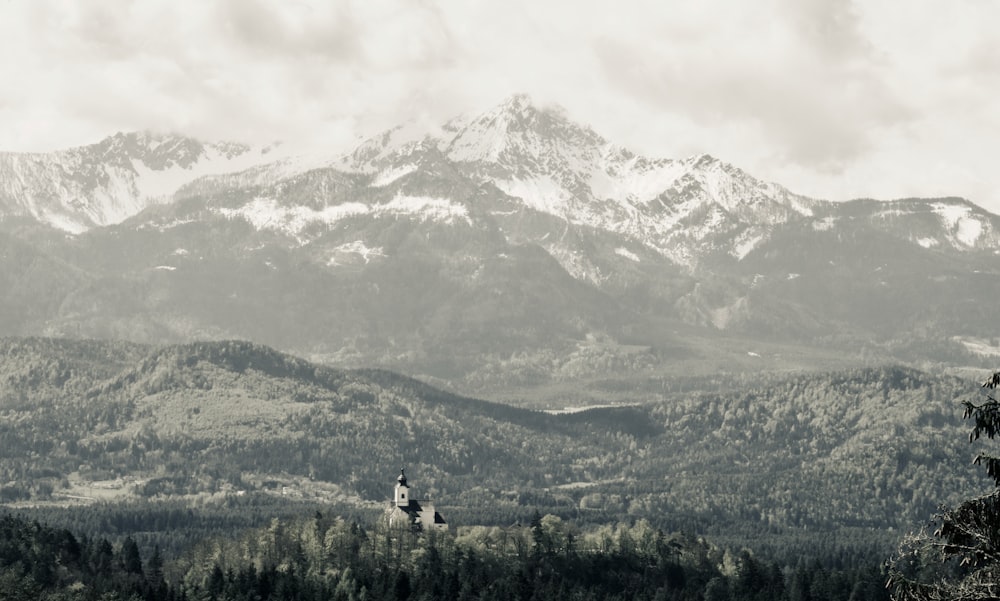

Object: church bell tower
[394,469,410,507]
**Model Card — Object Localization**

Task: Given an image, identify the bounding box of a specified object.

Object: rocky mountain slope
[0,96,997,388]
[0,132,277,232]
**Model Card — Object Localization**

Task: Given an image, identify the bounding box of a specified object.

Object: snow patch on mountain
[130,146,268,200]
[219,198,368,236]
[544,243,604,284]
[328,241,385,266]
[932,202,983,247]
[813,217,837,231]
[218,193,469,238]
[787,197,814,217]
[347,121,445,168]
[496,176,571,216]
[732,232,765,260]
[614,247,640,262]
[446,122,509,164]
[683,205,728,242]
[958,220,984,247]
[382,194,470,224]
[34,211,88,235]
[932,202,967,228]
[137,218,197,233]
[587,157,687,204]
[371,164,417,187]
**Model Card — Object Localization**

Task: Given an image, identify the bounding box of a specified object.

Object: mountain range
[1,94,997,392]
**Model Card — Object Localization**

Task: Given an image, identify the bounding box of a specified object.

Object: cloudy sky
[1,0,998,211]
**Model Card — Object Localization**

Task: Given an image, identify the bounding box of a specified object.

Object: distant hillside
[0,337,992,541]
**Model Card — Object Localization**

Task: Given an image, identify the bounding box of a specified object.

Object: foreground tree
[887,372,1000,600]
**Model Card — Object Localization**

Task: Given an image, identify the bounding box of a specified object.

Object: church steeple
[394,468,409,507]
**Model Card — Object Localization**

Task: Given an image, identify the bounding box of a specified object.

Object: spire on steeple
[397,468,407,487]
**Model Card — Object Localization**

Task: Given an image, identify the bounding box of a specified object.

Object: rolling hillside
[0,337,992,538]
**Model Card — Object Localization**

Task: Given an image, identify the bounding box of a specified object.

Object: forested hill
[0,337,149,404]
[0,337,993,544]
[0,337,645,503]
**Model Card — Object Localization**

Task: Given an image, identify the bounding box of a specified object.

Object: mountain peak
[93,130,195,150]
[500,92,533,107]
[85,131,255,170]
[0,129,266,232]
[442,95,604,166]
[689,153,718,167]
[84,131,208,170]
[494,93,538,118]
[482,94,581,133]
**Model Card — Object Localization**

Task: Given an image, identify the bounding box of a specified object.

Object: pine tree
[887,371,1000,600]
[120,536,144,576]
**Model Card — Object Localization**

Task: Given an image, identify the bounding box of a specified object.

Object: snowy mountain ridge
[216,193,471,242]
[3,97,1000,377]
[1,95,998,270]
[0,131,279,232]
[331,95,1000,266]
[316,95,826,267]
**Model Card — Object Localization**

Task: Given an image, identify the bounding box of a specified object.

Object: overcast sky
[1,0,998,211]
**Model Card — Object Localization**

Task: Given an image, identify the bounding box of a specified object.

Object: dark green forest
[0,337,995,599]
[0,509,891,601]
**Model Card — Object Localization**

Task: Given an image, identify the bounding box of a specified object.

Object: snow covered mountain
[0,131,278,232]
[2,95,1000,389]
[6,95,998,265]
[173,94,1000,273]
[326,94,823,269]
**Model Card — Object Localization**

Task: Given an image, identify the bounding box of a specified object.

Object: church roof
[393,500,447,525]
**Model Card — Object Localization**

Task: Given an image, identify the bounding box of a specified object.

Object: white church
[386,469,448,531]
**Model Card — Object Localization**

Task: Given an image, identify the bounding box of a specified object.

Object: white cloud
[590,0,914,172]
[0,0,997,212]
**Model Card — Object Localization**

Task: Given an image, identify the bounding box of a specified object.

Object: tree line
[0,509,890,601]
